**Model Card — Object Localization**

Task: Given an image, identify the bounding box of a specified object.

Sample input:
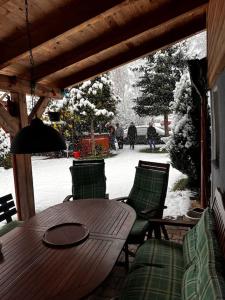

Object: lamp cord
[25,0,36,108]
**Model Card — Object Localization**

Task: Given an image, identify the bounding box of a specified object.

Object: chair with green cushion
[64,159,108,201]
[120,207,225,300]
[73,159,104,166]
[114,164,170,265]
[0,194,20,236]
[137,160,170,239]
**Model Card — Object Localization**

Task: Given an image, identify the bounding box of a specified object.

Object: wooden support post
[10,92,35,220]
[200,94,209,208]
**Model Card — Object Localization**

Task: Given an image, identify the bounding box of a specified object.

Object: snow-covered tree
[109,60,146,127]
[166,71,201,186]
[68,74,120,154]
[0,128,11,169]
[132,43,187,135]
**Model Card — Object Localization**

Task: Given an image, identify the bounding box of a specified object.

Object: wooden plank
[208,0,225,87]
[54,14,206,88]
[33,1,208,81]
[25,199,136,239]
[0,92,7,102]
[0,74,63,98]
[0,101,19,135]
[0,200,135,299]
[10,92,35,221]
[28,96,50,122]
[0,0,126,69]
[0,228,124,300]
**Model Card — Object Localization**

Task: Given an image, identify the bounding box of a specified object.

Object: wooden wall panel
[208,0,225,87]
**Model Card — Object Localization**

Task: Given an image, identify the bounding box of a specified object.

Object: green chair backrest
[73,159,104,166]
[70,162,106,199]
[128,166,168,218]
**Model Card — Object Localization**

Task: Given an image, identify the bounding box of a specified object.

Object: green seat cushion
[0,220,22,237]
[182,262,199,299]
[70,164,106,199]
[183,208,216,268]
[120,265,183,300]
[182,258,225,300]
[127,218,149,244]
[130,239,184,272]
[182,208,225,299]
[183,225,197,268]
[198,263,225,300]
[128,167,167,218]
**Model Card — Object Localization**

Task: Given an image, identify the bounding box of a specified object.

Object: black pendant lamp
[11,118,66,154]
[10,0,66,154]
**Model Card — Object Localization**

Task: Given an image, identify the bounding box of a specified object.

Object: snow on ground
[0,145,191,218]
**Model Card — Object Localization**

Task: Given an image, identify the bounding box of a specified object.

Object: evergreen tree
[68,73,120,154]
[166,71,201,187]
[0,128,11,169]
[132,43,187,135]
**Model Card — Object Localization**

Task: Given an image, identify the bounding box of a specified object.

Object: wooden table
[0,199,136,300]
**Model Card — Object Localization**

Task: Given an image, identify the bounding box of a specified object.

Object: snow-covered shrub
[166,71,201,187]
[68,74,120,154]
[69,74,119,125]
[0,128,11,169]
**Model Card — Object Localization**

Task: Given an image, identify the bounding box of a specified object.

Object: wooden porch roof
[0,0,208,94]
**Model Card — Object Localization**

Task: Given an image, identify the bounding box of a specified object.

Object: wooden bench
[0,194,20,236]
[120,188,225,300]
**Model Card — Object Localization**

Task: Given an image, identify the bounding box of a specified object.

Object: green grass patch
[139,147,168,154]
[172,178,189,191]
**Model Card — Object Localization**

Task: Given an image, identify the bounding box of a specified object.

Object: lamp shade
[11,118,66,154]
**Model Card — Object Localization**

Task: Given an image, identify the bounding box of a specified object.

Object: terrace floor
[86,225,189,300]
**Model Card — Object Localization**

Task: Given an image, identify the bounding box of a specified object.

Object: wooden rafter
[0,0,126,69]
[0,92,7,107]
[54,13,206,88]
[0,0,208,89]
[32,1,208,81]
[0,74,63,98]
[28,96,51,123]
[0,101,19,135]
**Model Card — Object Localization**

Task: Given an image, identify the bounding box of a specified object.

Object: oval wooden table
[0,199,136,300]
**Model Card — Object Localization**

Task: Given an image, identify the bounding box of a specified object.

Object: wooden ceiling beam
[0,102,19,136]
[55,14,206,88]
[0,0,126,69]
[0,92,7,104]
[28,96,51,123]
[0,75,63,98]
[32,0,208,81]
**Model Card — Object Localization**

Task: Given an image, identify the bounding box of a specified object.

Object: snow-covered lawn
[0,145,191,218]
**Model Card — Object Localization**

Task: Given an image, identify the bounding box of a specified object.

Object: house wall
[208,0,225,88]
[210,69,225,196]
[208,0,225,199]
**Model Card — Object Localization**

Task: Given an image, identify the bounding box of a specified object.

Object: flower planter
[79,134,109,157]
[73,151,81,159]
[185,208,204,220]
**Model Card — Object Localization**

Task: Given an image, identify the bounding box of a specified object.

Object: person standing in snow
[115,123,124,149]
[147,123,157,151]
[107,123,116,150]
[127,122,137,150]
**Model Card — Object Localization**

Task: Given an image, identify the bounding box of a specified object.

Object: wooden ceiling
[0,0,208,94]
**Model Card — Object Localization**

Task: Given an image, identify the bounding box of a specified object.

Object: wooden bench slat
[0,194,17,224]
[0,194,13,203]
[0,200,15,213]
[0,208,17,223]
